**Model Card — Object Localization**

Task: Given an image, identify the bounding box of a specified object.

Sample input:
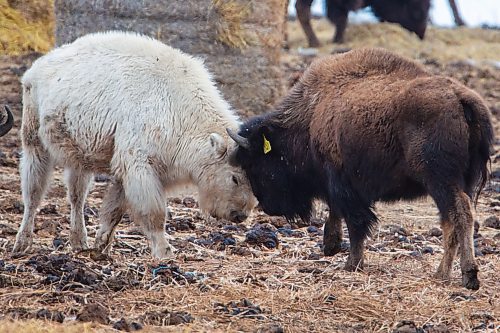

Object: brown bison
[295,0,431,46]
[0,106,14,137]
[227,48,493,290]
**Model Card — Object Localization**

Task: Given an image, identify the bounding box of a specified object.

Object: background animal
[448,0,465,26]
[13,31,256,258]
[0,105,13,137]
[295,0,431,45]
[228,48,493,290]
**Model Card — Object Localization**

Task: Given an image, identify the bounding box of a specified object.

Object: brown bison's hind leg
[453,191,479,290]
[432,188,479,290]
[434,219,458,282]
[323,212,343,256]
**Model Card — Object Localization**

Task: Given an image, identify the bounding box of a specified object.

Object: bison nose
[229,210,248,223]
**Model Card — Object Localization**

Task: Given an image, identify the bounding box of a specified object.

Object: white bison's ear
[209,133,227,157]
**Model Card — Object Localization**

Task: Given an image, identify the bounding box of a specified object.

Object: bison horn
[0,105,14,137]
[226,128,250,149]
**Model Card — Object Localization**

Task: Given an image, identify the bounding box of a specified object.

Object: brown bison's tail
[456,86,494,205]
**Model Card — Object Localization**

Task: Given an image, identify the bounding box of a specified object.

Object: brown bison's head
[227,116,324,221]
[0,106,13,137]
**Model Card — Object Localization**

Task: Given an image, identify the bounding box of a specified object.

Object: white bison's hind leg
[64,168,93,251]
[94,180,126,253]
[122,160,173,259]
[13,146,54,253]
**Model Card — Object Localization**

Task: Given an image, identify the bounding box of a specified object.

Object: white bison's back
[22,31,239,171]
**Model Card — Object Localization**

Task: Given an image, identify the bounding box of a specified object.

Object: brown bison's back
[300,48,492,198]
[302,48,429,87]
[302,49,431,159]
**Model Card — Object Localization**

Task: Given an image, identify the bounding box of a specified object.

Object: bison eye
[232,175,239,185]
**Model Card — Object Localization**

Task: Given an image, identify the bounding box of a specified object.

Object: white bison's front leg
[122,158,174,259]
[135,210,174,259]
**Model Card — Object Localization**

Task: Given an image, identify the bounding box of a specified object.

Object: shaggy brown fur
[229,48,494,290]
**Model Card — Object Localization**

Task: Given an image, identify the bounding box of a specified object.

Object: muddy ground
[0,21,499,332]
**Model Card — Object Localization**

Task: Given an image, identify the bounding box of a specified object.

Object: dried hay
[54,0,287,116]
[287,19,500,63]
[212,0,252,48]
[0,0,54,55]
[0,320,111,333]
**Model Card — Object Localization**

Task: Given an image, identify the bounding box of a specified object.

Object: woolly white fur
[15,31,256,258]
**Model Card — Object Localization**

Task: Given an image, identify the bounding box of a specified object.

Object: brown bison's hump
[301,49,431,126]
[302,48,429,88]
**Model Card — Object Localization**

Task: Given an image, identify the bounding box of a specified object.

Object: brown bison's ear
[0,105,14,137]
[226,128,250,149]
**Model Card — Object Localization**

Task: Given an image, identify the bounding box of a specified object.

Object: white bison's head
[196,132,257,223]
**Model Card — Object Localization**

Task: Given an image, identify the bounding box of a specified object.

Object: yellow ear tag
[263,134,271,154]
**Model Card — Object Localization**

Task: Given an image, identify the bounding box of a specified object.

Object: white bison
[14,31,257,258]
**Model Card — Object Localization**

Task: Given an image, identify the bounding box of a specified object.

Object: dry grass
[0,320,112,333]
[0,0,54,55]
[0,154,498,331]
[213,0,253,48]
[287,19,500,63]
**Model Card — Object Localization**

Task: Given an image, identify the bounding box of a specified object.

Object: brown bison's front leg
[296,0,321,47]
[344,241,364,271]
[323,212,343,256]
[343,216,370,271]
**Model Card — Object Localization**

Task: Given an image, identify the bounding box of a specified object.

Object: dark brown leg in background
[448,0,465,26]
[296,0,321,47]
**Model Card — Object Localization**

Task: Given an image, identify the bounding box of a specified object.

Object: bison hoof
[13,234,34,254]
[462,269,480,290]
[323,244,341,256]
[344,257,363,272]
[70,237,89,252]
[152,245,175,260]
[433,270,451,282]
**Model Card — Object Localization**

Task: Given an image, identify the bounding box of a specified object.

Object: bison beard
[228,48,494,290]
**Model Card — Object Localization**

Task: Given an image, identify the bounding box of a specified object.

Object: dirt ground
[0,19,499,332]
